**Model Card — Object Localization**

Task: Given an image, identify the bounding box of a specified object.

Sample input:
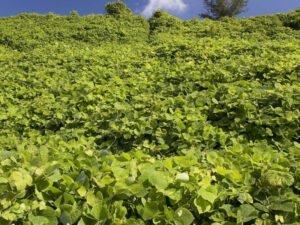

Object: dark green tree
[200,0,248,20]
[105,1,132,16]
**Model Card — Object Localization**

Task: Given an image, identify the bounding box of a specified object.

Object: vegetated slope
[0,3,299,224]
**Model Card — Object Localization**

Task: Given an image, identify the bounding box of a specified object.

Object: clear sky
[0,0,299,19]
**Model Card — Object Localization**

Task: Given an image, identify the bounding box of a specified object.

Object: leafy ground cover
[0,3,299,225]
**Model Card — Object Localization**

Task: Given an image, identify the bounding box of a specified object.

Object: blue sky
[0,0,299,19]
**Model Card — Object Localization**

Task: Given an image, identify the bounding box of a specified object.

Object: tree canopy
[200,0,248,19]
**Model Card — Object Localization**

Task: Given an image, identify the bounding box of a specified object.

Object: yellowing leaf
[77,186,87,197]
[9,171,32,191]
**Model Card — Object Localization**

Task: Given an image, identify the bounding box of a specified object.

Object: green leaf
[237,204,258,224]
[86,191,102,206]
[173,156,197,168]
[0,177,8,183]
[9,171,32,191]
[148,171,170,190]
[139,202,160,220]
[164,206,174,221]
[174,208,194,225]
[220,204,237,218]
[198,186,218,204]
[59,211,72,225]
[238,193,253,204]
[90,203,108,221]
[77,186,87,197]
[206,151,222,166]
[263,170,294,187]
[78,219,86,225]
[194,196,212,214]
[112,201,127,219]
[162,188,182,202]
[270,201,294,212]
[28,215,49,225]
[1,212,17,221]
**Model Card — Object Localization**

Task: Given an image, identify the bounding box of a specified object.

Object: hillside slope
[0,3,299,225]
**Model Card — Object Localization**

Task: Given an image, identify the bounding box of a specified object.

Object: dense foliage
[200,0,248,19]
[0,3,299,225]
